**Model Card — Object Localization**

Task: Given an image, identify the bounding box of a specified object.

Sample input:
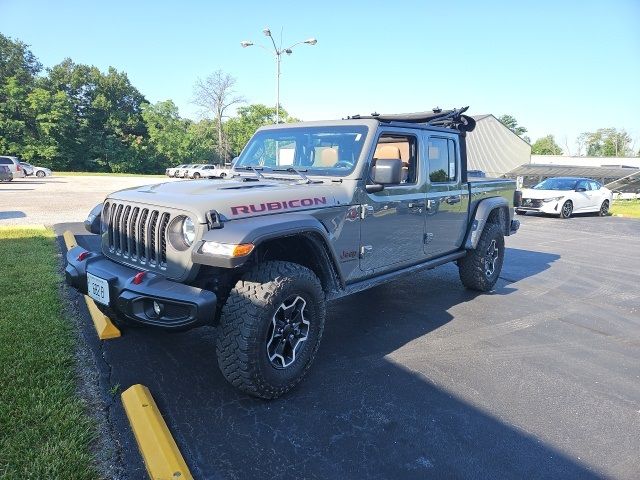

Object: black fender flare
[191,213,344,286]
[464,197,510,250]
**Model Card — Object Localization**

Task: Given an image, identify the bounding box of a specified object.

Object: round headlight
[182,217,196,246]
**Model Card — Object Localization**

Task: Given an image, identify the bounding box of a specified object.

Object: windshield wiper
[272,166,322,184]
[234,165,265,180]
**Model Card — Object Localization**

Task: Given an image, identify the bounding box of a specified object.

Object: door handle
[445,195,461,205]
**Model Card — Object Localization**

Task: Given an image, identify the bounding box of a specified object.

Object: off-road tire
[598,200,609,216]
[559,200,573,219]
[216,261,326,399]
[458,222,505,292]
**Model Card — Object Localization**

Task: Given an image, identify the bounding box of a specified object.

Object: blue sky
[1,0,639,152]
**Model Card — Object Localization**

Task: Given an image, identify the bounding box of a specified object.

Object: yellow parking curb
[63,230,121,340]
[122,384,193,480]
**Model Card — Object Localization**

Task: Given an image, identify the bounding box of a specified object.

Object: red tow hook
[77,251,90,261]
[132,272,145,285]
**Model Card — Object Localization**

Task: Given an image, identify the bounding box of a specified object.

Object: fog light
[153,301,163,317]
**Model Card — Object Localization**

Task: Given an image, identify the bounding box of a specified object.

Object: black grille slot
[159,213,170,265]
[113,204,123,251]
[148,210,159,264]
[138,208,148,261]
[129,207,139,258]
[120,206,131,255]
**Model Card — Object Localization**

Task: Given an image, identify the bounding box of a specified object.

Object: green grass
[0,227,98,479]
[56,171,165,177]
[611,199,640,218]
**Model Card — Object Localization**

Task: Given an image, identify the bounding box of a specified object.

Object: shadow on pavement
[59,227,599,480]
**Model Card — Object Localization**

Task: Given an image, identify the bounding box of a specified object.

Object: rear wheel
[216,261,326,399]
[599,200,609,216]
[458,222,505,292]
[220,172,227,178]
[559,200,573,219]
[193,172,201,179]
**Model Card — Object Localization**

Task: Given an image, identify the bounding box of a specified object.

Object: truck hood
[107,178,348,223]
[520,188,570,199]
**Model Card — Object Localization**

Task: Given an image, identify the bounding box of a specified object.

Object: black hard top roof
[347,107,477,133]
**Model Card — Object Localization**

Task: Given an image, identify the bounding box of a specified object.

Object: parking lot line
[121,384,193,480]
[63,230,121,340]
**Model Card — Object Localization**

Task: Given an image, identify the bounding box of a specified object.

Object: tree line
[0,34,295,173]
[498,115,637,157]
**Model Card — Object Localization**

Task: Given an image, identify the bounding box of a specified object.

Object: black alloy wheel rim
[266,295,310,369]
[562,202,572,217]
[485,239,499,277]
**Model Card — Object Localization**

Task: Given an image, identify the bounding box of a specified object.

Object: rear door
[423,134,469,257]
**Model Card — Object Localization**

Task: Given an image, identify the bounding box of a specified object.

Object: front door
[424,135,469,257]
[359,131,427,272]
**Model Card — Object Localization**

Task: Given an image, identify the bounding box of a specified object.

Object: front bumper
[517,200,563,214]
[65,246,216,330]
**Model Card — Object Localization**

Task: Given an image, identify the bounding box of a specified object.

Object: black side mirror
[371,158,402,185]
[576,187,587,192]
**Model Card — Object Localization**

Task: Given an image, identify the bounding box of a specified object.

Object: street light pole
[241,28,317,124]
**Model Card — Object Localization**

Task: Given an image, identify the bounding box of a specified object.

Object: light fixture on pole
[241,28,317,124]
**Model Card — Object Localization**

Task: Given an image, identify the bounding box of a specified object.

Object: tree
[224,104,297,157]
[192,70,245,162]
[497,114,530,143]
[531,135,563,155]
[581,128,633,157]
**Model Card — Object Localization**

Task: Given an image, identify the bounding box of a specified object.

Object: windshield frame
[234,124,372,178]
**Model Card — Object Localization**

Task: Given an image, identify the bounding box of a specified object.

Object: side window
[589,180,600,190]
[0,158,11,165]
[428,137,457,183]
[372,134,418,184]
[576,180,589,191]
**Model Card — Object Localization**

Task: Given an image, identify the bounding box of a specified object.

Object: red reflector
[132,272,145,285]
[77,251,90,261]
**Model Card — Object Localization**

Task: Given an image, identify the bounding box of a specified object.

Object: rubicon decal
[230,197,328,216]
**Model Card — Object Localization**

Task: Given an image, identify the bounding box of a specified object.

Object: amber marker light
[201,241,254,257]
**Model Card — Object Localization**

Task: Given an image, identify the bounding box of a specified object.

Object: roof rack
[347,106,476,132]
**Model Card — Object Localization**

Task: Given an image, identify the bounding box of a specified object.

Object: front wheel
[599,200,609,216]
[216,261,326,399]
[458,222,505,292]
[219,172,227,178]
[560,200,573,219]
[36,170,46,178]
[193,172,200,179]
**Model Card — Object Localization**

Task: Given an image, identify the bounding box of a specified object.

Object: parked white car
[166,164,187,177]
[20,162,52,177]
[175,164,196,178]
[516,177,613,218]
[191,164,230,179]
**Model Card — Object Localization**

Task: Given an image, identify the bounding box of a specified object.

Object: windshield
[533,178,578,191]
[235,126,369,176]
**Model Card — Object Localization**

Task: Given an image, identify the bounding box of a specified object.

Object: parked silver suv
[0,156,25,180]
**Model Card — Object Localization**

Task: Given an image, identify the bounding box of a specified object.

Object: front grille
[104,201,171,269]
[521,198,543,208]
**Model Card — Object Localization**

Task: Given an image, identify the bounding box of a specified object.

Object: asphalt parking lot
[0,175,171,226]
[57,207,640,479]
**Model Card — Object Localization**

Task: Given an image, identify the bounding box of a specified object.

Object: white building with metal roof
[466,114,531,177]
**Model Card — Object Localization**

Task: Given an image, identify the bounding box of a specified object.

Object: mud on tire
[458,222,505,292]
[216,261,326,399]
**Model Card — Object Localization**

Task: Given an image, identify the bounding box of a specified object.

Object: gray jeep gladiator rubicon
[66,107,520,399]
